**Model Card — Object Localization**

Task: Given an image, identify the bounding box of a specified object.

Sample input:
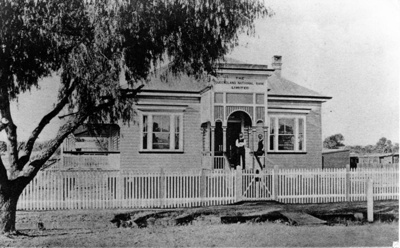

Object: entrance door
[226,122,241,163]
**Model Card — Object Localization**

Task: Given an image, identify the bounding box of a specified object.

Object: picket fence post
[117,171,122,208]
[159,168,165,208]
[235,169,242,202]
[200,169,206,205]
[273,165,279,201]
[367,179,374,222]
[345,164,351,201]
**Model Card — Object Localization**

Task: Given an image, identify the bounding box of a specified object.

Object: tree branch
[0,118,9,132]
[0,84,18,169]
[17,80,76,169]
[0,156,8,189]
[121,84,145,98]
[15,100,115,188]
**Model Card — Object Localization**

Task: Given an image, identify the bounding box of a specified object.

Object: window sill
[139,150,184,154]
[267,151,307,154]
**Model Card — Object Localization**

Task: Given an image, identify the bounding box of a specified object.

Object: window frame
[268,115,306,153]
[140,112,184,152]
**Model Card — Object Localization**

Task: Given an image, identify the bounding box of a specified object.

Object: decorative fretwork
[226,106,253,120]
[214,106,224,121]
[256,106,265,122]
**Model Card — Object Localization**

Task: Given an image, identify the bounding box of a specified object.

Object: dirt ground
[1,200,398,247]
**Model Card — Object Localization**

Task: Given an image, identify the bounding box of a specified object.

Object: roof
[143,71,209,92]
[350,152,397,158]
[142,57,248,92]
[322,149,350,155]
[73,124,120,137]
[139,58,330,99]
[268,74,329,98]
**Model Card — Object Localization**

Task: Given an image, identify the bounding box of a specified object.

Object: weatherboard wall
[119,101,205,171]
[266,100,323,168]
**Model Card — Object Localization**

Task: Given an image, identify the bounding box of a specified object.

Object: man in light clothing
[236,132,246,169]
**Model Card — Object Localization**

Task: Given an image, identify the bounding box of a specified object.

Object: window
[269,116,306,152]
[141,113,183,151]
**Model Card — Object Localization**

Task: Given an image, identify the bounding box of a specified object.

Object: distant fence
[17,166,399,210]
[356,163,398,169]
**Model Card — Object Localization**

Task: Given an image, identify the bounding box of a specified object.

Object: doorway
[226,111,252,164]
[226,121,241,160]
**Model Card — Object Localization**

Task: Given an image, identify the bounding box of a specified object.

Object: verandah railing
[17,166,399,210]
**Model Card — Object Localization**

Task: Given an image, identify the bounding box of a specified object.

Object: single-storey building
[61,56,331,171]
[322,149,350,169]
[350,152,399,167]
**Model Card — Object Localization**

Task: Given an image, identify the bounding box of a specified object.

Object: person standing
[256,134,264,156]
[254,134,264,168]
[236,132,246,169]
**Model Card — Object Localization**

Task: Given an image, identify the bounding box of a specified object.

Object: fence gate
[241,169,274,200]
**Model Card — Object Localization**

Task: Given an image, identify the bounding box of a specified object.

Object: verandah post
[273,165,279,201]
[345,164,351,201]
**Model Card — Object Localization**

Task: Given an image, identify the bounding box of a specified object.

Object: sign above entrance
[214,78,267,92]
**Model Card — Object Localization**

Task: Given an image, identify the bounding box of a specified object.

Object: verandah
[17,166,399,210]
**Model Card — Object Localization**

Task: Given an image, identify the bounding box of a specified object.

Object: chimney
[272,55,282,77]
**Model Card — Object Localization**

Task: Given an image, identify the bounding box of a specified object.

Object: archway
[226,111,252,162]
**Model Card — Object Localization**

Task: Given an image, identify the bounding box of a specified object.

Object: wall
[322,150,350,169]
[120,98,326,170]
[266,100,324,168]
[120,101,205,171]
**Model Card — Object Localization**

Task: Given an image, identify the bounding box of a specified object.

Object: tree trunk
[0,192,20,235]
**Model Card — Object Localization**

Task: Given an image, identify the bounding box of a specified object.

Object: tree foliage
[323,133,345,149]
[0,0,269,175]
[0,0,270,234]
[346,137,399,154]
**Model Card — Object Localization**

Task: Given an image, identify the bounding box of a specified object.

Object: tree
[346,138,399,154]
[375,137,394,153]
[393,143,399,153]
[323,133,345,149]
[0,0,270,235]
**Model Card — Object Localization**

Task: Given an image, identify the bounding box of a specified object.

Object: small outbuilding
[351,152,399,166]
[322,149,350,169]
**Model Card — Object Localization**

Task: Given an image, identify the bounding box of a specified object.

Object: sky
[1,0,399,146]
[229,0,400,146]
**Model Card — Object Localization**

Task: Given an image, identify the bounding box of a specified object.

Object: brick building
[62,56,331,171]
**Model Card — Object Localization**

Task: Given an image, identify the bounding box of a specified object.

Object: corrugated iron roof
[143,71,209,92]
[138,59,330,99]
[268,74,328,98]
[350,152,397,158]
[322,149,350,154]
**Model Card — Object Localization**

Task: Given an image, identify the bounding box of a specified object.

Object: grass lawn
[1,200,398,247]
[2,222,398,247]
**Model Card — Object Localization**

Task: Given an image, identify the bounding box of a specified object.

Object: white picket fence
[275,167,399,203]
[17,167,399,210]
